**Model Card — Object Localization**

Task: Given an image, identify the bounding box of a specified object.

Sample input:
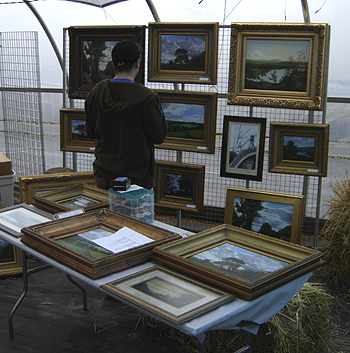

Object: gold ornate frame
[154,90,218,154]
[269,122,329,176]
[148,22,219,84]
[228,22,330,110]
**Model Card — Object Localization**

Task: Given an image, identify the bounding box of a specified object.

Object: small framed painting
[224,187,305,244]
[228,22,330,110]
[60,108,96,154]
[0,204,53,238]
[154,90,218,154]
[0,239,22,277]
[220,115,266,181]
[68,25,146,99]
[101,265,234,324]
[148,22,219,84]
[152,224,324,300]
[155,160,205,212]
[269,122,329,176]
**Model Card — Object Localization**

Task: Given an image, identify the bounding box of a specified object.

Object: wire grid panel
[63,27,324,244]
[0,31,45,178]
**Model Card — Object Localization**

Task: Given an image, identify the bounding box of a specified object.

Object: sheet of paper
[92,226,153,253]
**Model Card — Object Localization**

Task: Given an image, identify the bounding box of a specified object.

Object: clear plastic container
[109,186,154,223]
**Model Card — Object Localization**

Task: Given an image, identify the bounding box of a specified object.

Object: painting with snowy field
[190,242,288,283]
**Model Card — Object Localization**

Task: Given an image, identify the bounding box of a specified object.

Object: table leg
[66,274,88,311]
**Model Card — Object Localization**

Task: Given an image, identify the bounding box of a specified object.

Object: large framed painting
[60,108,96,154]
[21,209,181,279]
[0,204,53,238]
[19,171,96,204]
[101,265,234,324]
[228,22,330,110]
[32,183,109,214]
[68,25,146,99]
[155,160,205,212]
[148,22,219,84]
[0,239,22,277]
[154,90,218,154]
[224,187,305,244]
[220,115,266,181]
[269,122,329,177]
[152,224,324,300]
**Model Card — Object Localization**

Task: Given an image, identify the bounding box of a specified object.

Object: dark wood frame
[68,25,146,99]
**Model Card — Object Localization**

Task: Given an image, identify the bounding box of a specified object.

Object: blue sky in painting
[192,243,288,273]
[160,34,206,63]
[234,198,294,232]
[162,102,205,123]
[246,39,310,62]
[284,135,315,148]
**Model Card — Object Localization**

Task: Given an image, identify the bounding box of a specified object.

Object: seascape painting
[82,40,117,85]
[190,242,288,282]
[160,34,206,72]
[244,39,310,92]
[161,102,205,140]
[283,135,315,162]
[165,173,193,199]
[232,197,294,241]
[132,276,205,308]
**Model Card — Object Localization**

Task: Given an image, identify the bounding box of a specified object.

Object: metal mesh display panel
[63,26,325,247]
[0,31,45,178]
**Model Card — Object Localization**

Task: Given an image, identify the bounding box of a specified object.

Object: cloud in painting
[162,102,204,123]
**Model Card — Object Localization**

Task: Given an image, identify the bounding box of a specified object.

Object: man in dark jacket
[85,40,168,190]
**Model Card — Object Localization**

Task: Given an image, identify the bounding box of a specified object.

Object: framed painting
[60,108,96,153]
[32,183,109,214]
[68,25,146,99]
[19,171,95,204]
[155,160,205,212]
[269,122,329,177]
[0,239,22,277]
[148,22,219,84]
[154,90,218,154]
[0,204,53,238]
[152,224,324,300]
[228,22,330,110]
[224,187,305,244]
[21,209,181,279]
[220,115,266,181]
[101,265,234,324]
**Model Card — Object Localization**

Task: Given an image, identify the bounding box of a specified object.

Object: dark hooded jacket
[85,79,167,189]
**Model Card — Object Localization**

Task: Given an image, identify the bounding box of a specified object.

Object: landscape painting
[283,135,315,162]
[58,196,98,209]
[162,102,204,140]
[165,173,193,199]
[0,239,15,264]
[190,242,288,283]
[160,34,206,72]
[71,119,94,143]
[244,39,310,92]
[231,197,294,242]
[82,40,116,85]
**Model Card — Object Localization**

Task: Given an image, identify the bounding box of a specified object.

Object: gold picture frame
[152,224,324,300]
[31,183,109,214]
[60,108,96,154]
[101,265,234,324]
[68,25,146,99]
[19,171,96,204]
[148,22,219,84]
[154,90,218,154]
[224,187,305,244]
[0,239,22,277]
[269,122,329,177]
[21,209,181,279]
[155,160,205,213]
[228,22,330,110]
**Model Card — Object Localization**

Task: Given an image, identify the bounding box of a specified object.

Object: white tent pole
[22,0,64,71]
[145,0,160,21]
[300,0,311,23]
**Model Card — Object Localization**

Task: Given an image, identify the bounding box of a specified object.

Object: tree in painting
[166,173,193,199]
[232,198,266,230]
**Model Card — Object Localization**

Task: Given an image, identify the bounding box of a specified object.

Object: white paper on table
[91,226,153,253]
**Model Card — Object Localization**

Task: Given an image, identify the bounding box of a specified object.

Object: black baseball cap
[112,40,143,68]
